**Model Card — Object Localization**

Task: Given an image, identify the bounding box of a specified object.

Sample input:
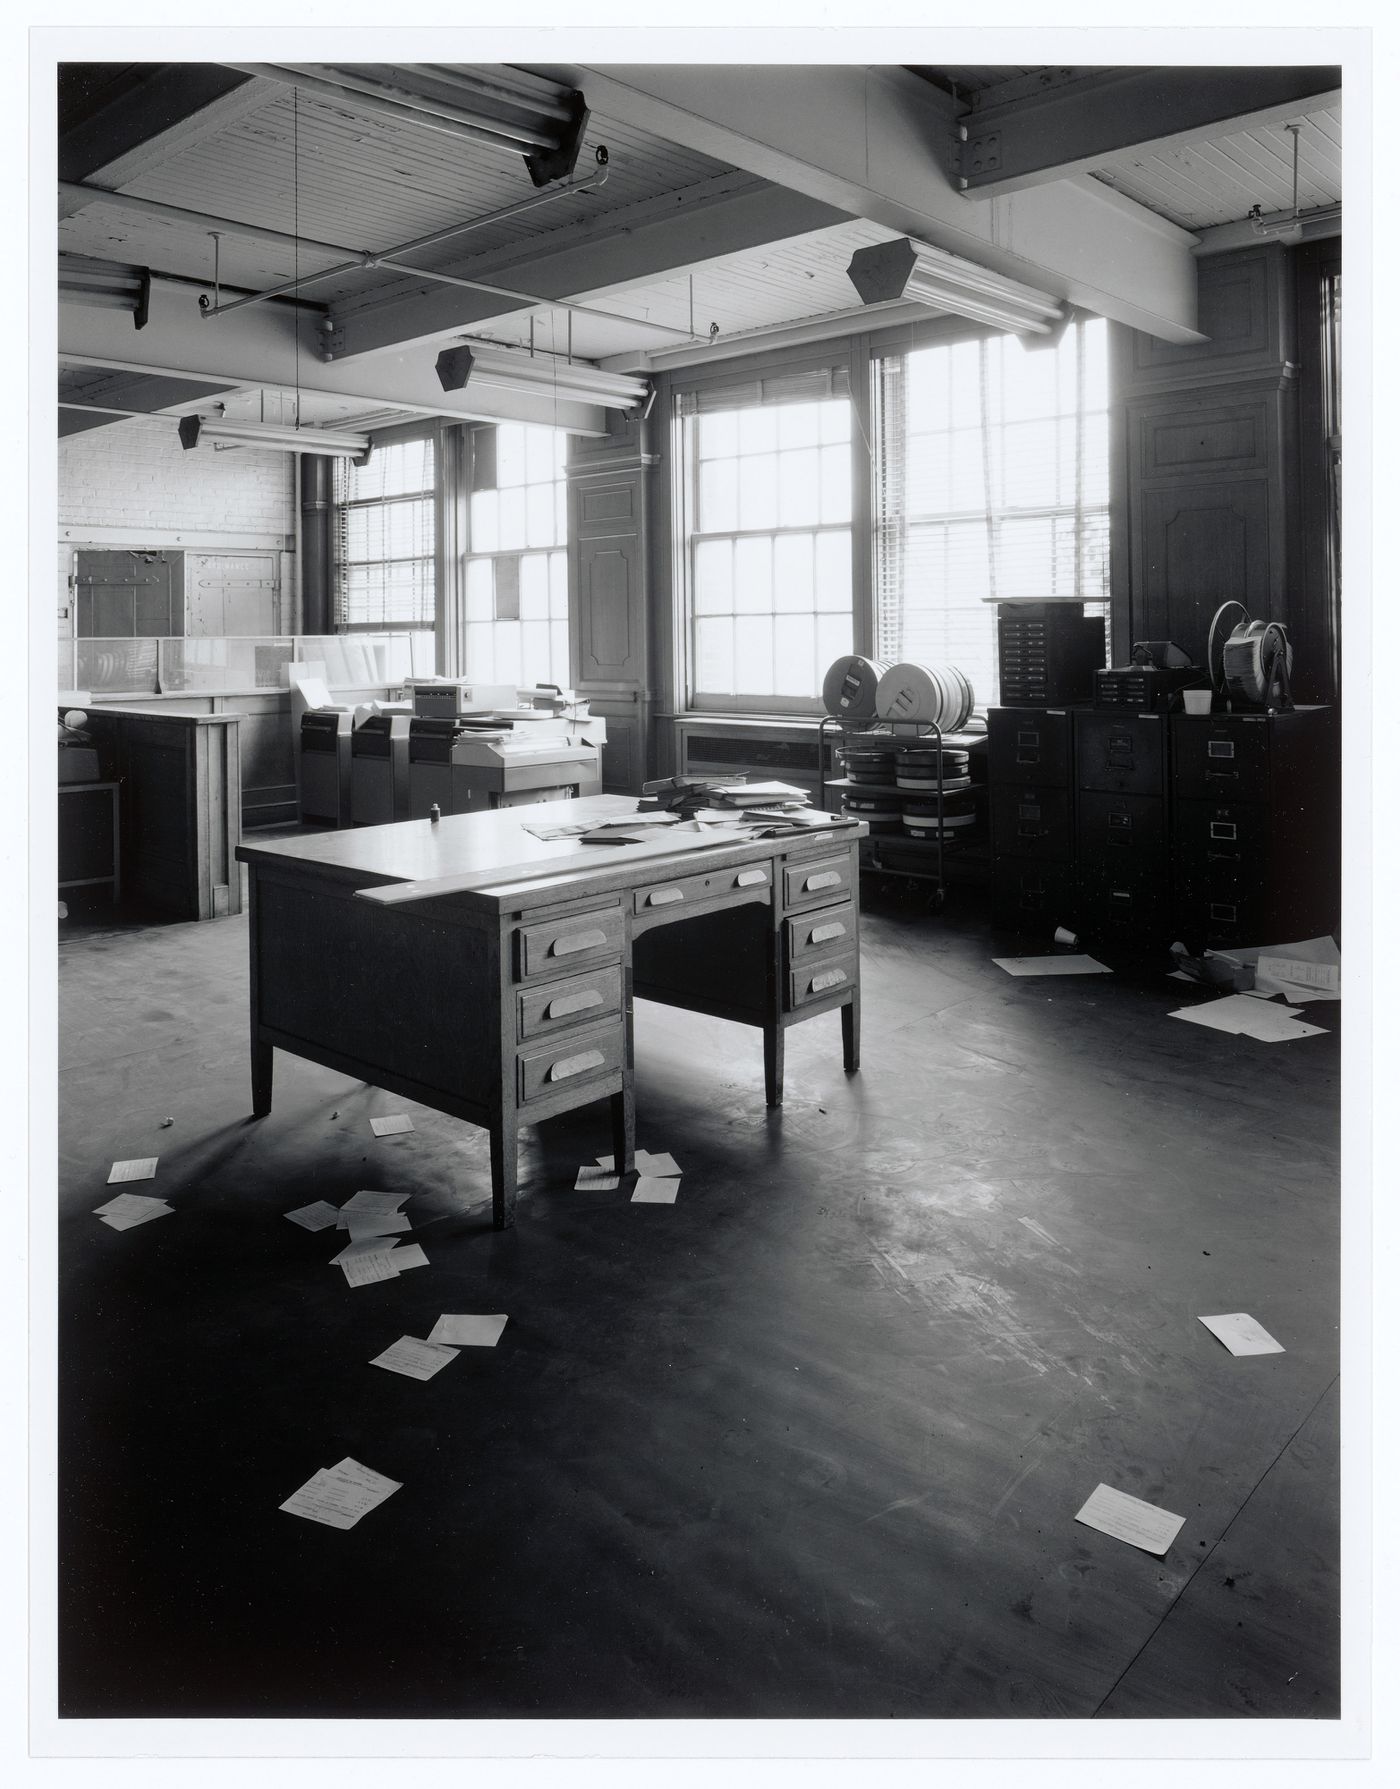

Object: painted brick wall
[57,416,295,649]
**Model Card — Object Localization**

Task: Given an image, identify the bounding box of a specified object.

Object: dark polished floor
[55,880,1342,1722]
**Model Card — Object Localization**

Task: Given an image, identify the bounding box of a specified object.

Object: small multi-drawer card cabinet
[516,904,624,979]
[782,850,854,911]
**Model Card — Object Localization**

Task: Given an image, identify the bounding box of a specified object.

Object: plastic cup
[1182,689,1213,715]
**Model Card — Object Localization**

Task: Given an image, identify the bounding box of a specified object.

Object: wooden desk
[235,796,866,1227]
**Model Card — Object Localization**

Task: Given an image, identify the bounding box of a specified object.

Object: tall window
[679,375,854,710]
[334,437,435,629]
[463,423,569,687]
[874,318,1109,706]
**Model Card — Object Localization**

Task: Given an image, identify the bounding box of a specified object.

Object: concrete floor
[55,881,1341,1722]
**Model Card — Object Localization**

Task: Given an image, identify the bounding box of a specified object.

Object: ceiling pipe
[395,64,576,127]
[225,63,555,157]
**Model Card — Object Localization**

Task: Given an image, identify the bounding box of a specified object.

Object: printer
[404,677,521,719]
[407,711,606,818]
[298,707,355,827]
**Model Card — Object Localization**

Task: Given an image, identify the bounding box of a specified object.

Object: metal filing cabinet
[1074,710,1170,942]
[988,707,1078,934]
[1170,707,1338,952]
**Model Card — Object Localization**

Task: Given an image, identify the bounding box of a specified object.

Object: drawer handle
[545,990,604,1020]
[547,1048,605,1082]
[551,927,608,957]
[735,868,767,886]
[810,967,848,994]
[1205,769,1239,783]
[810,921,846,945]
[804,870,842,892]
[1207,850,1240,864]
[646,887,684,906]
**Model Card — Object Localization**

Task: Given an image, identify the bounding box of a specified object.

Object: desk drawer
[782,851,854,911]
[633,859,771,916]
[517,964,623,1041]
[786,901,856,963]
[517,1023,625,1106]
[516,905,624,980]
[787,952,857,1011]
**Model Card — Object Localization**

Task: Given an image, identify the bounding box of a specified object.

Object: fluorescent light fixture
[59,257,151,330]
[177,415,370,458]
[847,237,1064,336]
[1249,202,1341,242]
[435,341,649,411]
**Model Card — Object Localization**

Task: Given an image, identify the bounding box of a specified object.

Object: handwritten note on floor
[426,1313,508,1348]
[1198,1313,1285,1356]
[284,1201,341,1231]
[1075,1483,1185,1556]
[279,1457,401,1530]
[341,1248,403,1288]
[575,1165,620,1191]
[369,1336,459,1380]
[107,1158,158,1184]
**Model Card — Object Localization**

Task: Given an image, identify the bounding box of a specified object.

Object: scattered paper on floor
[632,1177,680,1204]
[1256,954,1340,1001]
[1198,1313,1285,1356]
[332,1235,402,1264]
[369,1336,459,1380]
[346,1211,412,1241]
[1168,994,1325,1042]
[636,1149,681,1177]
[391,1244,428,1271]
[575,1165,620,1191]
[426,1313,508,1348]
[341,1248,403,1287]
[107,1158,158,1184]
[1075,1483,1185,1556]
[279,1457,402,1530]
[992,955,1111,977]
[95,1193,172,1230]
[284,1201,341,1231]
[370,1115,415,1138]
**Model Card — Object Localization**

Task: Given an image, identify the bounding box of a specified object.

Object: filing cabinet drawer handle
[735,868,767,887]
[810,921,847,945]
[804,871,842,892]
[1109,890,1133,908]
[552,928,608,957]
[546,990,604,1020]
[1206,769,1239,782]
[547,1049,605,1082]
[646,887,684,906]
[1207,850,1241,864]
[810,967,848,994]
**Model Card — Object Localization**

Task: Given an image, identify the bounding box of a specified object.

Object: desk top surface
[237,795,860,909]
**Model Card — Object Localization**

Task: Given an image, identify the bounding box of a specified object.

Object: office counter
[236,796,866,1227]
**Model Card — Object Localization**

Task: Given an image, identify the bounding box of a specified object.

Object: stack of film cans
[836,741,978,841]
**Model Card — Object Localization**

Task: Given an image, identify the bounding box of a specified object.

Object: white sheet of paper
[636,1149,681,1177]
[341,1249,403,1287]
[279,1456,401,1529]
[370,1114,415,1137]
[391,1243,428,1271]
[1256,955,1341,1000]
[1169,994,1304,1038]
[1167,969,1196,982]
[94,1191,167,1217]
[992,954,1111,977]
[346,1211,412,1241]
[342,1190,410,1213]
[370,1336,460,1380]
[332,1235,401,1263]
[426,1313,509,1347]
[632,1177,680,1204]
[1198,1312,1286,1356]
[575,1165,620,1191]
[107,1158,158,1184]
[284,1201,341,1231]
[1075,1483,1185,1556]
[1252,1018,1328,1042]
[99,1202,173,1231]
